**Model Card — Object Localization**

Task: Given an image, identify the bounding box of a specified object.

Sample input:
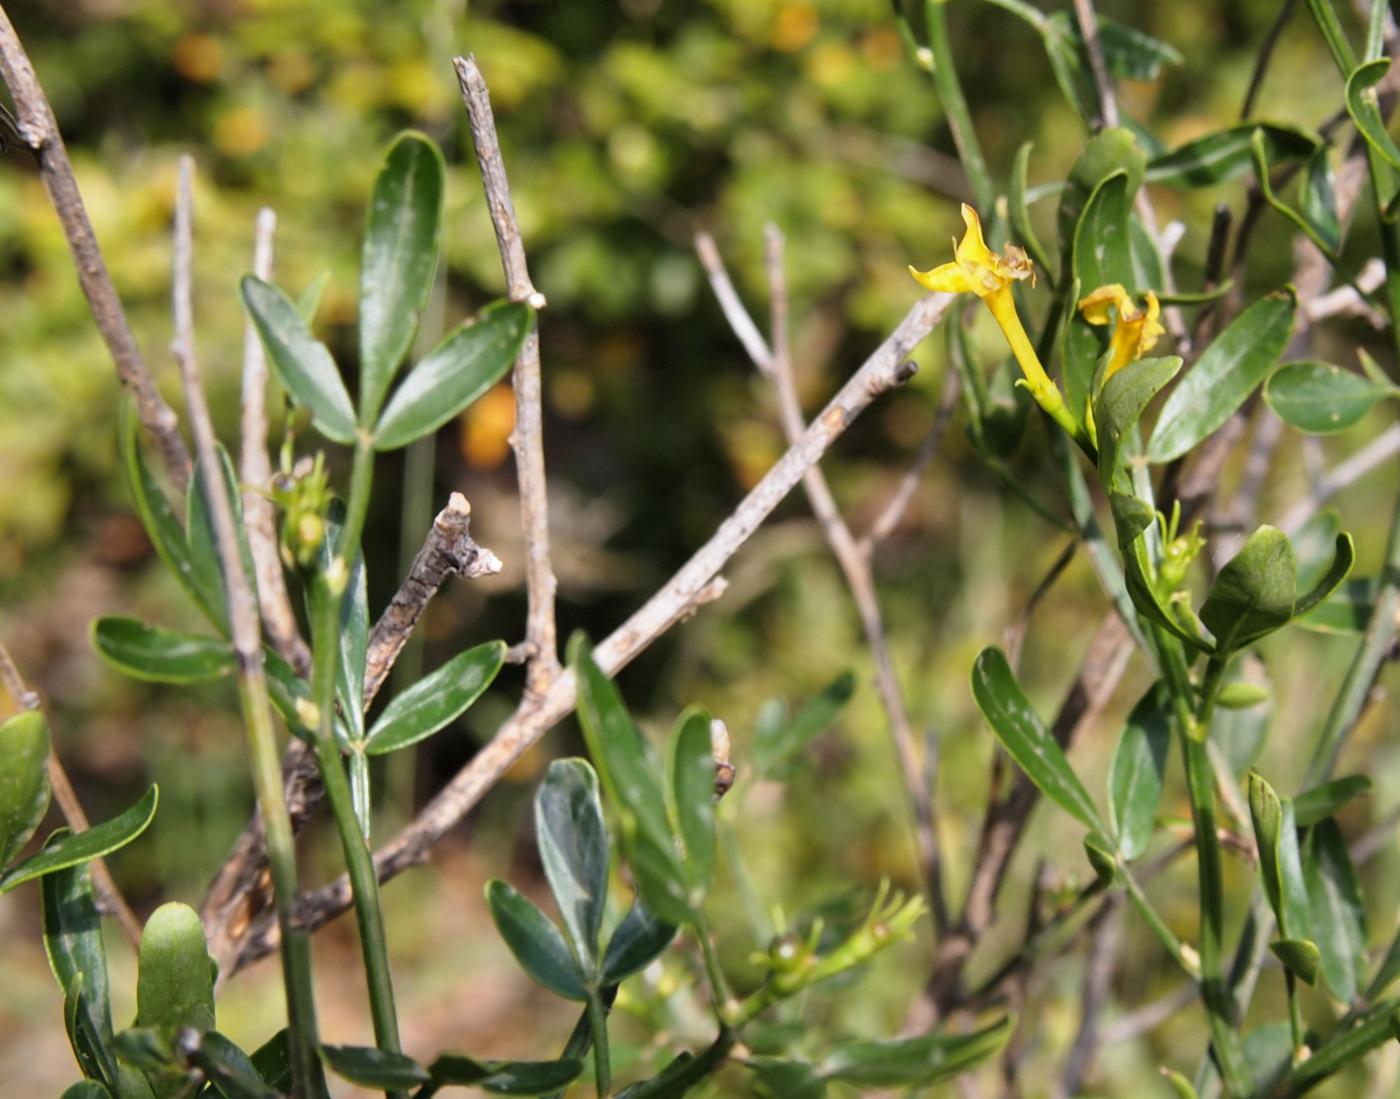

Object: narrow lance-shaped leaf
[358,131,446,424]
[1009,142,1054,278]
[753,671,855,774]
[1248,773,1311,943]
[0,787,159,894]
[320,1044,430,1089]
[600,902,678,987]
[971,648,1104,832]
[1293,775,1371,827]
[667,709,717,904]
[1264,360,1397,435]
[535,759,610,973]
[42,862,112,1041]
[0,709,51,869]
[485,880,589,1001]
[65,974,118,1090]
[747,1059,826,1099]
[1200,526,1297,653]
[1094,355,1182,485]
[818,1016,1014,1087]
[429,1054,585,1095]
[1301,146,1341,252]
[1346,59,1400,172]
[241,276,357,445]
[1148,289,1297,462]
[90,617,234,685]
[364,641,506,755]
[1305,818,1368,1003]
[1145,122,1320,187]
[1294,532,1356,619]
[1107,684,1171,861]
[374,302,532,451]
[187,1032,278,1099]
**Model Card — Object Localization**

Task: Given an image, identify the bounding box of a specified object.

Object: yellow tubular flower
[909,204,1083,442]
[1077,284,1165,380]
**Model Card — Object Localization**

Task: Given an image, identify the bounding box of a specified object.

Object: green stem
[1286,970,1305,1063]
[924,0,996,213]
[1120,865,1197,979]
[691,913,735,1018]
[1277,999,1400,1097]
[587,993,612,1097]
[620,1029,738,1099]
[311,436,403,1090]
[235,672,330,1098]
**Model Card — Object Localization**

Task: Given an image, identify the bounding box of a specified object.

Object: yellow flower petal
[908,262,975,294]
[1078,284,1132,326]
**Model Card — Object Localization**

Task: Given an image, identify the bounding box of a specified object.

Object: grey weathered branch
[454,54,558,697]
[0,7,191,488]
[225,291,950,973]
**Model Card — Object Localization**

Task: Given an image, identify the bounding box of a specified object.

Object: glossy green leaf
[1145,122,1320,187]
[1200,526,1297,652]
[429,1055,585,1095]
[1278,1001,1400,1094]
[753,672,855,774]
[1094,355,1181,484]
[1107,684,1171,861]
[1305,818,1368,1003]
[249,1029,293,1094]
[747,1058,826,1099]
[535,758,610,973]
[119,404,220,626]
[241,275,356,445]
[600,902,677,986]
[43,861,111,1041]
[1264,360,1396,434]
[1248,773,1310,941]
[1108,494,1212,651]
[971,648,1103,832]
[818,1016,1013,1087]
[90,618,234,684]
[1345,59,1400,171]
[373,301,531,450]
[1128,214,1165,292]
[569,634,691,925]
[0,787,157,893]
[1057,128,1145,259]
[1249,130,1342,262]
[364,641,505,755]
[1066,172,1135,418]
[1301,147,1341,252]
[1294,775,1371,827]
[190,1032,277,1099]
[65,974,118,1090]
[1294,533,1356,619]
[1298,577,1379,634]
[667,709,716,902]
[61,1083,112,1099]
[485,879,589,1001]
[136,903,216,1040]
[1009,142,1053,278]
[112,1027,173,1070]
[1270,938,1321,985]
[1038,15,1179,124]
[1147,289,1296,463]
[320,1044,430,1088]
[295,271,330,324]
[358,132,445,423]
[0,709,51,869]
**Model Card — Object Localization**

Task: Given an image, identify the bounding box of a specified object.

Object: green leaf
[569,634,691,925]
[1215,656,1274,774]
[667,709,716,903]
[0,709,51,868]
[1057,128,1145,260]
[485,879,589,1001]
[1147,289,1297,463]
[241,276,357,445]
[1009,142,1053,279]
[320,1044,430,1088]
[1217,681,1271,709]
[90,618,234,684]
[1200,526,1297,652]
[1107,684,1171,861]
[1345,59,1400,172]
[1294,775,1371,827]
[0,787,158,893]
[818,1016,1013,1087]
[373,301,531,450]
[535,758,610,974]
[1305,818,1368,1003]
[364,641,505,755]
[1094,355,1182,484]
[1107,493,1207,649]
[1128,214,1165,292]
[747,1058,826,1099]
[1083,831,1120,887]
[1294,533,1356,619]
[136,903,216,1038]
[1301,147,1341,252]
[753,672,855,774]
[43,861,112,1041]
[970,648,1103,832]
[1270,938,1321,985]
[186,444,259,633]
[1248,773,1310,941]
[1145,122,1320,187]
[295,271,331,325]
[1264,360,1396,434]
[61,1084,112,1099]
[1065,172,1135,418]
[1298,577,1379,634]
[119,404,220,626]
[600,902,677,986]
[312,504,369,744]
[429,1055,585,1095]
[65,974,118,1090]
[249,1029,293,1094]
[189,1032,278,1099]
[1161,1069,1200,1098]
[112,1027,174,1070]
[358,131,446,424]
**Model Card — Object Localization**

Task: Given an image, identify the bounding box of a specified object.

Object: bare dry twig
[226,291,951,973]
[0,8,191,487]
[454,54,559,697]
[0,643,143,946]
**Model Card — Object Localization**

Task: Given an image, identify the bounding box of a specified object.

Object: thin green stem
[924,0,997,212]
[1120,865,1197,980]
[1286,970,1305,1063]
[587,993,612,1097]
[691,913,735,1018]
[235,673,330,1098]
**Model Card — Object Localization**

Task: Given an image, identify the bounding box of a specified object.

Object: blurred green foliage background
[1,0,1397,1095]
